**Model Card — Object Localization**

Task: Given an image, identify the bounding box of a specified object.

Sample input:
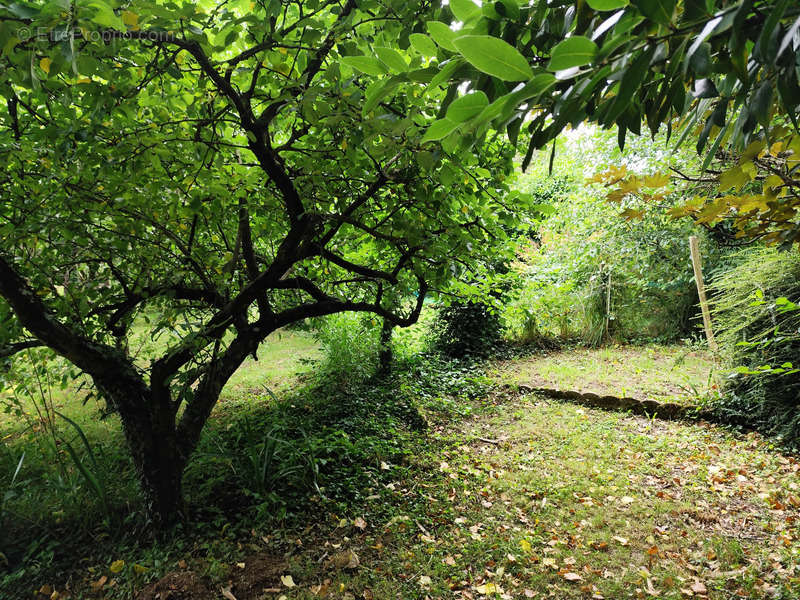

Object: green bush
[711,247,800,447]
[430,302,502,358]
[312,313,381,385]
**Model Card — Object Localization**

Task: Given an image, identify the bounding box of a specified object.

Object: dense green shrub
[430,302,502,358]
[312,313,381,385]
[711,248,800,447]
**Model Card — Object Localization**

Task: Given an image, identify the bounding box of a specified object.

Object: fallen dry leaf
[353,517,367,530]
[281,575,297,588]
[90,576,107,591]
[690,580,707,594]
[612,536,629,546]
[221,585,238,600]
[542,557,558,569]
[563,572,582,582]
[327,550,360,570]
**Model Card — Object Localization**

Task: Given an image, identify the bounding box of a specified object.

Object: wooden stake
[605,270,612,341]
[689,235,718,351]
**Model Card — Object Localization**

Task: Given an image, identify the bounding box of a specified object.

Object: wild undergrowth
[0,339,490,598]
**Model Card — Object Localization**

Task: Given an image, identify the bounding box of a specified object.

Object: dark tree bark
[378,318,394,375]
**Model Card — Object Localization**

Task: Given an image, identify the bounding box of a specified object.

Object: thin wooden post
[689,235,718,352]
[605,269,612,341]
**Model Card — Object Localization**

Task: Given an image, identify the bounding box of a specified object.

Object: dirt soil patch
[227,554,289,600]
[135,571,213,600]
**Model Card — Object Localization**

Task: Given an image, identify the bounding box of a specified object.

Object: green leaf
[547,36,598,72]
[427,21,458,53]
[427,59,464,90]
[751,81,773,127]
[486,74,557,124]
[452,36,533,81]
[421,118,460,143]
[341,55,388,76]
[409,33,438,57]
[446,91,489,122]
[631,0,676,26]
[586,0,629,10]
[85,0,126,29]
[363,77,402,116]
[374,47,407,73]
[604,46,655,124]
[686,14,728,62]
[450,0,480,22]
[693,78,718,99]
[754,0,790,62]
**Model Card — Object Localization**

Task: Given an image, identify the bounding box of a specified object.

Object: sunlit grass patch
[491,343,715,404]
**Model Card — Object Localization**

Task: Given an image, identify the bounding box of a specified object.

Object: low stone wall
[510,384,715,422]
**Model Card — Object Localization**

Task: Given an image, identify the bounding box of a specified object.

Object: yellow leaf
[740,160,757,179]
[733,195,768,213]
[475,582,502,594]
[718,165,751,191]
[618,176,642,194]
[132,563,148,574]
[739,139,765,162]
[764,174,783,192]
[643,173,670,188]
[605,189,626,203]
[109,560,125,573]
[76,77,92,84]
[122,11,139,29]
[619,209,645,221]
[281,575,296,588]
[39,57,51,74]
[695,198,729,224]
[519,538,532,553]
[769,141,784,155]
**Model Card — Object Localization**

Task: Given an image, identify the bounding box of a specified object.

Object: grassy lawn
[209,396,797,600]
[3,345,798,600]
[0,327,319,438]
[490,344,716,404]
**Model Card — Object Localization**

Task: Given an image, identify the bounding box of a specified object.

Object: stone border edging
[508,384,715,422]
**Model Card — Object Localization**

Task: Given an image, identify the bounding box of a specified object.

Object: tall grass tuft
[710,247,800,447]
